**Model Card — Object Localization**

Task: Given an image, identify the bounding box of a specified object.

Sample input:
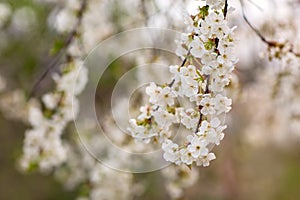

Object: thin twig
[194,1,229,134]
[168,48,191,87]
[239,0,300,57]
[194,75,210,134]
[140,0,149,26]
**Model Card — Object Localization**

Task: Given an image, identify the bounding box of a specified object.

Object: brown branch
[140,0,150,26]
[29,0,88,98]
[194,75,210,134]
[194,1,229,134]
[239,0,300,57]
[168,48,191,87]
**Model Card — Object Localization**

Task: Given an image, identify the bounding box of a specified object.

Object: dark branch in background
[140,0,150,26]
[29,0,88,98]
[239,0,300,57]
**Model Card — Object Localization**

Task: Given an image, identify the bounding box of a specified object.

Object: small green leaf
[27,161,39,172]
[50,40,65,55]
[204,39,215,51]
[199,5,209,19]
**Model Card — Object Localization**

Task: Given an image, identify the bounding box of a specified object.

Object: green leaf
[199,5,209,19]
[50,40,65,55]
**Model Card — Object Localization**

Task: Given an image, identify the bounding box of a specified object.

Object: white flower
[169,65,181,82]
[159,130,172,143]
[212,23,230,39]
[187,136,208,158]
[206,12,224,26]
[215,62,234,76]
[202,60,219,76]
[180,65,197,78]
[54,8,76,33]
[28,105,46,128]
[162,140,180,163]
[219,29,236,48]
[175,34,189,59]
[214,124,227,145]
[128,118,159,144]
[198,117,226,145]
[206,0,225,10]
[214,94,232,114]
[181,78,198,91]
[12,7,37,33]
[180,148,194,165]
[161,87,176,106]
[210,76,230,92]
[200,95,216,115]
[54,61,88,96]
[199,20,213,37]
[181,78,199,98]
[146,82,162,104]
[183,10,198,33]
[190,38,205,58]
[21,126,68,172]
[180,108,199,130]
[196,153,216,167]
[201,52,218,66]
[153,108,175,129]
[137,105,152,120]
[42,93,60,110]
[146,83,176,107]
[197,120,218,143]
[128,119,146,137]
[60,94,80,120]
[217,47,237,66]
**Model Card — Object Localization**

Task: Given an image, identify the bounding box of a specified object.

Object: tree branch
[239,0,300,57]
[29,0,88,98]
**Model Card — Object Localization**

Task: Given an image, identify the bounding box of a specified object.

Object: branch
[239,0,300,57]
[29,0,88,98]
[168,48,191,87]
[194,1,229,134]
[224,0,228,18]
[194,75,210,134]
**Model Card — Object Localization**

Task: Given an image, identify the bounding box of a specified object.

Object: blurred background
[1,0,300,199]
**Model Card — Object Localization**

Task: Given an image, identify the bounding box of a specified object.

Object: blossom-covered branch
[19,0,89,172]
[128,0,237,167]
[29,0,87,97]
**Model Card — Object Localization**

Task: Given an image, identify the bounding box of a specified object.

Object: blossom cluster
[129,0,237,167]
[19,60,88,172]
[19,0,88,172]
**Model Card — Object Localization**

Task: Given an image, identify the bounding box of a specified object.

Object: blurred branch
[140,0,150,26]
[29,0,88,98]
[239,0,300,57]
[224,0,228,18]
